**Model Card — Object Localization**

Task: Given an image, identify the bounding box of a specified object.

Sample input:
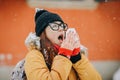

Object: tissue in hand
[66,28,78,41]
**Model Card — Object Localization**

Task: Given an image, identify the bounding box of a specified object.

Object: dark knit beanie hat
[35,9,64,36]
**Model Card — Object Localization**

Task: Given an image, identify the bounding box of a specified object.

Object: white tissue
[66,28,79,41]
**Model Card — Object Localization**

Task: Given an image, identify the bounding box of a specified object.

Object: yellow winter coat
[25,49,102,80]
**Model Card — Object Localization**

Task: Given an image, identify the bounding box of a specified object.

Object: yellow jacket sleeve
[73,54,102,80]
[24,49,72,80]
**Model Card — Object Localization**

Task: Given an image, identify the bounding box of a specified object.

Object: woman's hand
[73,32,81,49]
[61,31,76,50]
[58,29,81,58]
[61,30,80,50]
[72,32,81,56]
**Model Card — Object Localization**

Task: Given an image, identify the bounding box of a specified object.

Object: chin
[54,42,61,46]
[58,43,61,46]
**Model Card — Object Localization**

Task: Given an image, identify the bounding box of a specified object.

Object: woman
[24,8,102,80]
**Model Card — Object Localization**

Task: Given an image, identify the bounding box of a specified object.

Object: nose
[58,27,64,32]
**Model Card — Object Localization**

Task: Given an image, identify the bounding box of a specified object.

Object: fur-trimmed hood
[25,32,41,50]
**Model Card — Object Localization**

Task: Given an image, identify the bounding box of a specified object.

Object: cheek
[46,31,58,43]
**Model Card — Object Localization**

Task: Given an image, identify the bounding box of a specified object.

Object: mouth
[58,34,63,43]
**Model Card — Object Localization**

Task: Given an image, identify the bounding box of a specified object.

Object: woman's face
[45,21,68,46]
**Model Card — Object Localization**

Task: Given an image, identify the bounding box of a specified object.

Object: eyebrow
[53,22,62,24]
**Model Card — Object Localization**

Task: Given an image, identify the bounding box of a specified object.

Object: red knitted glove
[58,48,73,58]
[72,48,80,56]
